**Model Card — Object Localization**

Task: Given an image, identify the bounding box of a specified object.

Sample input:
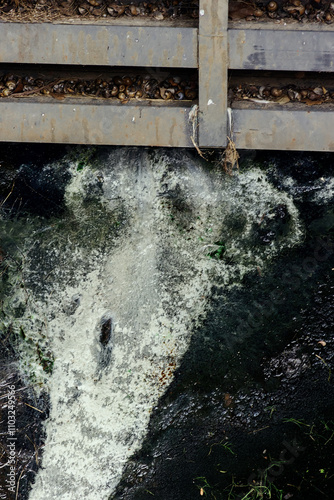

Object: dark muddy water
[0,146,333,500]
[111,152,334,500]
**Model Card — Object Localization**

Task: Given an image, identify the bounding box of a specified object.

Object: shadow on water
[0,143,65,500]
[112,151,334,500]
[0,143,86,217]
[0,329,49,500]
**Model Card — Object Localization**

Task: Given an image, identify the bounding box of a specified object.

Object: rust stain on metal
[20,117,25,142]
[148,47,154,67]
[162,49,169,64]
[112,34,120,64]
[234,31,246,67]
[176,32,185,65]
[169,117,177,146]
[155,116,160,146]
[82,116,90,143]
[126,29,134,52]
[78,31,86,62]
[51,31,58,61]
[201,0,226,36]
[244,131,253,149]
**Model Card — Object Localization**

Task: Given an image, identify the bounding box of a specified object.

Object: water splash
[2,148,303,499]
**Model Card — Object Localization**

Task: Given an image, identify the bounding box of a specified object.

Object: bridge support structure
[0,0,333,150]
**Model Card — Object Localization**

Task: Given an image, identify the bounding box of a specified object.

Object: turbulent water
[0,147,333,499]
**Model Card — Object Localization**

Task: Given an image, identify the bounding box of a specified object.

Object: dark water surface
[0,146,333,500]
[111,151,334,500]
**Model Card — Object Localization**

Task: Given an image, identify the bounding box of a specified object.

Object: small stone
[154,11,164,20]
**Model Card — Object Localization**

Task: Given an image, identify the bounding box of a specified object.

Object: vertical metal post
[198,0,228,148]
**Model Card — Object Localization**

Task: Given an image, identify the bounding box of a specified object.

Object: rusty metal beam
[231,102,334,151]
[198,0,228,148]
[229,25,334,72]
[0,22,198,68]
[0,99,193,147]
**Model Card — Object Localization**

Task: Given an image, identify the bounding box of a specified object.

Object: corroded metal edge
[0,100,194,147]
[231,105,334,151]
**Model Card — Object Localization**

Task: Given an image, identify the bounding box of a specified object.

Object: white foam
[9,150,303,500]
